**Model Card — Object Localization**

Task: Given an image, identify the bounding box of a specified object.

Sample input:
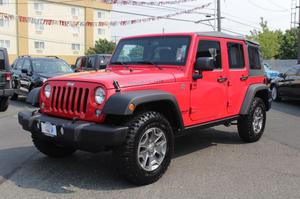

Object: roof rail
[46,56,59,59]
[19,55,31,58]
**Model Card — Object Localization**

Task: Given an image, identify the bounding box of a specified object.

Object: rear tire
[114,111,174,185]
[271,85,281,102]
[238,97,266,143]
[0,97,9,112]
[32,135,76,158]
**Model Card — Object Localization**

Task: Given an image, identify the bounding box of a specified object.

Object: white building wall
[93,9,111,43]
[27,0,85,56]
[0,0,17,55]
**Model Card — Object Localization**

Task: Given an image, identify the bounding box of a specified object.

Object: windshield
[110,36,191,66]
[32,59,73,73]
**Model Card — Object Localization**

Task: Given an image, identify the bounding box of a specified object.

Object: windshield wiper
[110,61,131,70]
[136,61,162,70]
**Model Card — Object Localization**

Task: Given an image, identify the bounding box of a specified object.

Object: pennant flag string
[0,3,211,28]
[105,0,201,6]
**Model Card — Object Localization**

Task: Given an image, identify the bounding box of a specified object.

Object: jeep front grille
[50,85,90,115]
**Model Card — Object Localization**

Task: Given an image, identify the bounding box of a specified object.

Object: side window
[87,56,96,68]
[227,42,245,69]
[22,59,31,71]
[196,40,222,69]
[248,46,262,69]
[15,59,24,70]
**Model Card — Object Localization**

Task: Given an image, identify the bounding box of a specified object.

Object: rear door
[0,48,10,90]
[225,40,249,114]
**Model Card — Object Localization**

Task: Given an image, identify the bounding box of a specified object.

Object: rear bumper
[0,89,15,97]
[18,111,128,152]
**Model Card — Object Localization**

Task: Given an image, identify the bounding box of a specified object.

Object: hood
[48,68,177,89]
[38,72,73,79]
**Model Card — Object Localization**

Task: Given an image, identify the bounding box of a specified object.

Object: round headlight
[95,87,106,104]
[44,84,51,98]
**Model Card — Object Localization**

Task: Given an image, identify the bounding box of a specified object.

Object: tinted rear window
[248,46,262,69]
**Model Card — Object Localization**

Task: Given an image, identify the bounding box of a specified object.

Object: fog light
[95,109,102,117]
[60,127,64,135]
[128,103,135,112]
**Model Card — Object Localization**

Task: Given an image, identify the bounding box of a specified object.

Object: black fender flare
[26,87,41,107]
[240,84,271,115]
[103,90,184,130]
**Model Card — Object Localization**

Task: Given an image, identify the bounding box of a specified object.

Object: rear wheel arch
[240,84,270,115]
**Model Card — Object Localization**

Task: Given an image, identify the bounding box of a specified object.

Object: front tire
[0,97,9,112]
[238,97,266,143]
[32,135,76,158]
[114,111,174,185]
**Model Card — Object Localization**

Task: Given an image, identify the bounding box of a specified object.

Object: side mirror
[278,73,286,78]
[194,57,215,71]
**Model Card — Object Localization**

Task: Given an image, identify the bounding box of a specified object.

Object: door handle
[217,77,228,83]
[240,75,248,81]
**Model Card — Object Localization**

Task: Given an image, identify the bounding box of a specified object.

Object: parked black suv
[0,48,14,112]
[270,65,300,101]
[74,54,111,72]
[11,56,73,100]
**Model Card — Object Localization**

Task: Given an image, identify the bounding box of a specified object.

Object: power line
[248,0,289,12]
[224,17,261,30]
[1,0,85,4]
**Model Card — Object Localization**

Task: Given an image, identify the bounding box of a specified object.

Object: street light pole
[297,0,300,64]
[217,0,221,32]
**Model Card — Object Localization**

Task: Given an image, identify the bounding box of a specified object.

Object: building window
[0,19,9,27]
[71,26,80,35]
[0,40,10,49]
[97,11,103,19]
[34,41,45,49]
[0,0,9,5]
[34,2,44,11]
[35,23,44,32]
[98,28,105,35]
[71,7,80,17]
[72,43,80,51]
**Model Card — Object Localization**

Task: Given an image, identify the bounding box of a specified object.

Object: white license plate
[41,122,57,137]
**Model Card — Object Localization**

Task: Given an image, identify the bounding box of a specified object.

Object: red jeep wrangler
[18,32,271,185]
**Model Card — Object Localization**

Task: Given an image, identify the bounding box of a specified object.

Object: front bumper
[18,111,128,152]
[0,89,15,97]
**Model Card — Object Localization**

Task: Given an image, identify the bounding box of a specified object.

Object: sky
[111,0,292,41]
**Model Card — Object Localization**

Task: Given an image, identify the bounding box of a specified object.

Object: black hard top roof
[196,31,259,45]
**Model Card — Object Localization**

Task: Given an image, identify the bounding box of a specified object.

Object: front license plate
[41,122,57,137]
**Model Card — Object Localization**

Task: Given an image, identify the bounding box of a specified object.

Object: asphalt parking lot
[0,99,300,199]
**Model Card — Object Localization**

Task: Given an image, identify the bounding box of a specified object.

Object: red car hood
[48,68,178,89]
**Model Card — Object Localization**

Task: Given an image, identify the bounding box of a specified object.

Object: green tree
[86,39,116,55]
[248,18,282,59]
[278,28,298,59]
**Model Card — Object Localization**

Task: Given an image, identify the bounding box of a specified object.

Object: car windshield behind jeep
[110,36,191,66]
[32,59,73,73]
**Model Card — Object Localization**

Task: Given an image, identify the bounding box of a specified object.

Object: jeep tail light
[263,77,268,85]
[4,72,12,81]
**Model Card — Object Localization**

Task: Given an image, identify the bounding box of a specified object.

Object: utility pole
[217,0,221,32]
[297,0,300,64]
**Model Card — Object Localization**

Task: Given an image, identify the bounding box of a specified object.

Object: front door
[19,59,32,93]
[190,38,228,123]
